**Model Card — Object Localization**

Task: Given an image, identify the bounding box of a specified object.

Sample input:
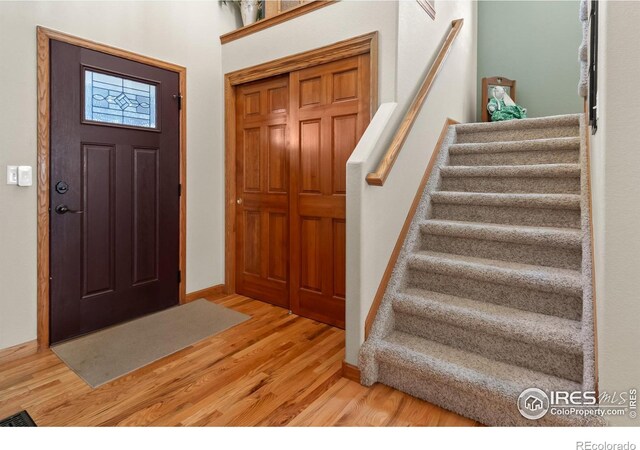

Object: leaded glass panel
[84,69,157,129]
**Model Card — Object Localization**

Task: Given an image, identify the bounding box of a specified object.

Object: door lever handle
[55,204,84,215]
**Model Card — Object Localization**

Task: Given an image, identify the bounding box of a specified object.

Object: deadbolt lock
[55,181,69,194]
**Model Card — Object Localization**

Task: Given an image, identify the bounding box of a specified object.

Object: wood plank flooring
[0,294,478,426]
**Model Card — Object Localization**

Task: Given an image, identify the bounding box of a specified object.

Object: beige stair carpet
[53,299,249,388]
[360,114,601,426]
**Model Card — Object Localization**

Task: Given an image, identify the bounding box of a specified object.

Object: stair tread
[455,114,580,135]
[375,331,581,399]
[431,191,581,210]
[361,114,596,426]
[393,288,582,354]
[441,163,580,178]
[449,136,580,155]
[419,219,582,248]
[407,250,583,296]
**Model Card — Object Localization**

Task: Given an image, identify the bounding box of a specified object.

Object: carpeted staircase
[360,114,601,426]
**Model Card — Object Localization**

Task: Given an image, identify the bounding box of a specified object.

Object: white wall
[345,0,477,364]
[0,1,237,350]
[221,0,399,101]
[589,0,640,427]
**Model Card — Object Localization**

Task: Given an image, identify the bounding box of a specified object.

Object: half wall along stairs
[360,114,602,426]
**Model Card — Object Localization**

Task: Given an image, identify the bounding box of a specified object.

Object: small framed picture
[416,0,435,20]
[488,84,512,100]
[481,76,517,122]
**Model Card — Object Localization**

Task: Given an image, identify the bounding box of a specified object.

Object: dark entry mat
[0,410,37,427]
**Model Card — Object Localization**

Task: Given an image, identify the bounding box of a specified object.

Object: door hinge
[178,270,182,283]
[173,93,183,110]
[178,183,182,197]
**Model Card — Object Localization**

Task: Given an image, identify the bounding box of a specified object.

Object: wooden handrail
[366,18,464,186]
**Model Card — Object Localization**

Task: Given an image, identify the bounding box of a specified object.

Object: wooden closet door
[289,55,371,328]
[236,76,290,308]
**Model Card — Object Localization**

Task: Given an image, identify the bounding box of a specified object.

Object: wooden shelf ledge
[220,1,338,44]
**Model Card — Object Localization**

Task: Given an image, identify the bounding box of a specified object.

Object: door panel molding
[81,143,117,298]
[132,147,161,286]
[288,55,369,328]
[225,32,378,296]
[235,76,290,307]
[36,27,187,350]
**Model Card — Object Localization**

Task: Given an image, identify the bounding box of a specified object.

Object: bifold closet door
[235,75,290,308]
[289,55,371,328]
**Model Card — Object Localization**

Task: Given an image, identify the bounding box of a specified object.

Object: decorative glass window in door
[84,69,157,129]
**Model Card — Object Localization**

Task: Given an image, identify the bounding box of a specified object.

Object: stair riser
[394,312,582,382]
[449,149,579,166]
[406,269,582,320]
[421,233,582,270]
[440,176,580,194]
[456,125,579,144]
[376,362,601,426]
[431,204,581,228]
[360,115,597,427]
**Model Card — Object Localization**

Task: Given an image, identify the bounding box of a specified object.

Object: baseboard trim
[0,340,38,365]
[342,361,361,383]
[185,284,226,303]
[584,102,600,396]
[364,118,458,338]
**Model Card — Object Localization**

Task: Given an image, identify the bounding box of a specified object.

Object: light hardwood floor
[0,294,478,426]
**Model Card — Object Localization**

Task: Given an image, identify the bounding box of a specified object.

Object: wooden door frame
[224,32,378,295]
[36,27,188,350]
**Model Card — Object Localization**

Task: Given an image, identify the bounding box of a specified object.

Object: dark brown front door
[235,75,290,307]
[50,40,181,344]
[233,55,370,328]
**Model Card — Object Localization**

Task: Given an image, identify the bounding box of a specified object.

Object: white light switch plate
[18,166,32,187]
[6,165,17,185]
